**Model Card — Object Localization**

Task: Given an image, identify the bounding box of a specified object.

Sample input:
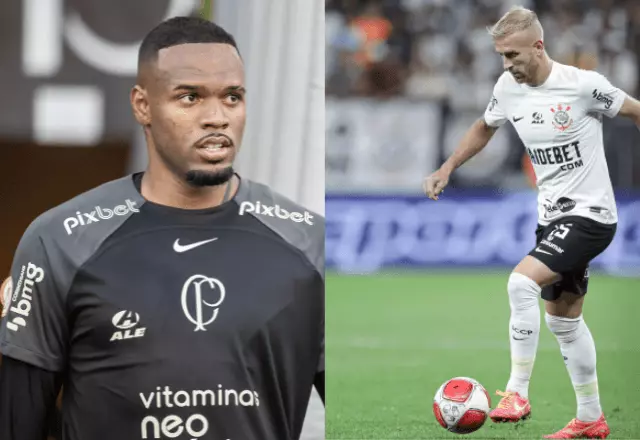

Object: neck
[528,55,553,87]
[141,164,237,210]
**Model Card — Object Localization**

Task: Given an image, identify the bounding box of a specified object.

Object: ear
[131,85,151,126]
[534,39,544,53]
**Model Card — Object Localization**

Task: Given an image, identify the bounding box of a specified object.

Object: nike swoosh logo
[556,422,602,437]
[512,336,526,340]
[535,246,553,255]
[513,401,527,412]
[173,238,218,253]
[513,116,524,122]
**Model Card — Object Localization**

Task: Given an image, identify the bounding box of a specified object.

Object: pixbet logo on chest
[239,201,314,225]
[63,199,139,235]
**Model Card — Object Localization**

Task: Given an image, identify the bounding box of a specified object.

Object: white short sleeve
[483,83,508,128]
[581,70,626,118]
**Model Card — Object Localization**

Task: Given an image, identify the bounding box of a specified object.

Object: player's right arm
[0,357,63,439]
[0,219,68,440]
[424,83,506,200]
[1,279,63,440]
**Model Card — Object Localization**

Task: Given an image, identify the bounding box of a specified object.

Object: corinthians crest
[550,104,573,131]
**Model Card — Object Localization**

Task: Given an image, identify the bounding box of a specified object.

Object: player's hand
[423,167,451,200]
[0,276,8,316]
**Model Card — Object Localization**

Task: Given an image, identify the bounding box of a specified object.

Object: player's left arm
[616,95,640,125]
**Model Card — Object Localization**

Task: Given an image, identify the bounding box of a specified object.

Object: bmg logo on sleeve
[63,199,139,235]
[592,89,614,110]
[239,201,314,225]
[6,262,45,332]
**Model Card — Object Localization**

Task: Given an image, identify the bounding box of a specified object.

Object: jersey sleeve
[0,221,68,372]
[581,70,626,118]
[483,81,508,128]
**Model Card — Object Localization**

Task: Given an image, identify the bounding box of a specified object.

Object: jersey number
[547,224,572,241]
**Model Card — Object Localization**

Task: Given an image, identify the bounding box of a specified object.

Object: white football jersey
[484,62,626,225]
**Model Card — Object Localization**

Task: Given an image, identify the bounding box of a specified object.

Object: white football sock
[545,313,602,422]
[505,272,541,400]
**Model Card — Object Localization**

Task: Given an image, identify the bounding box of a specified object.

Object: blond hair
[487,6,543,40]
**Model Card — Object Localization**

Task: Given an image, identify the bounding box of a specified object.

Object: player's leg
[490,217,568,423]
[508,256,560,396]
[539,217,616,439]
[543,277,610,439]
[489,254,558,422]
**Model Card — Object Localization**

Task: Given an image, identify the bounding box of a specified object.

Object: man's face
[494,32,540,84]
[141,43,246,186]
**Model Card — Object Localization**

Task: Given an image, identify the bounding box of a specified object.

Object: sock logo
[512,325,533,340]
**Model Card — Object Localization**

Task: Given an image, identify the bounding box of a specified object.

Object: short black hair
[138,16,240,66]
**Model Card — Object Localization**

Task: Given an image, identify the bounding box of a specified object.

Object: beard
[152,137,236,187]
[185,166,235,187]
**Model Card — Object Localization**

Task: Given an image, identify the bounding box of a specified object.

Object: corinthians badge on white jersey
[181,275,226,332]
[550,104,573,132]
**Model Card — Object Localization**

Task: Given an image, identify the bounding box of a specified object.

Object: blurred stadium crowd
[327,0,640,100]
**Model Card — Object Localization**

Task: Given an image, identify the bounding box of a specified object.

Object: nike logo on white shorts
[173,238,218,253]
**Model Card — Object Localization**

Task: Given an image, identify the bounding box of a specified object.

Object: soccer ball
[433,377,491,434]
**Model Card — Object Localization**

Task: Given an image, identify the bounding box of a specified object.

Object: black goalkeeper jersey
[0,173,324,440]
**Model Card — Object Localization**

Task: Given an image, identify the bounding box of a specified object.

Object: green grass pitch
[326,271,640,439]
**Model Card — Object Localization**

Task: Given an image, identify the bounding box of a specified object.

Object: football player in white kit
[424,6,640,439]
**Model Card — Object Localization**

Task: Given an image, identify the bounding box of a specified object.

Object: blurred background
[325,0,640,438]
[0,1,324,439]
